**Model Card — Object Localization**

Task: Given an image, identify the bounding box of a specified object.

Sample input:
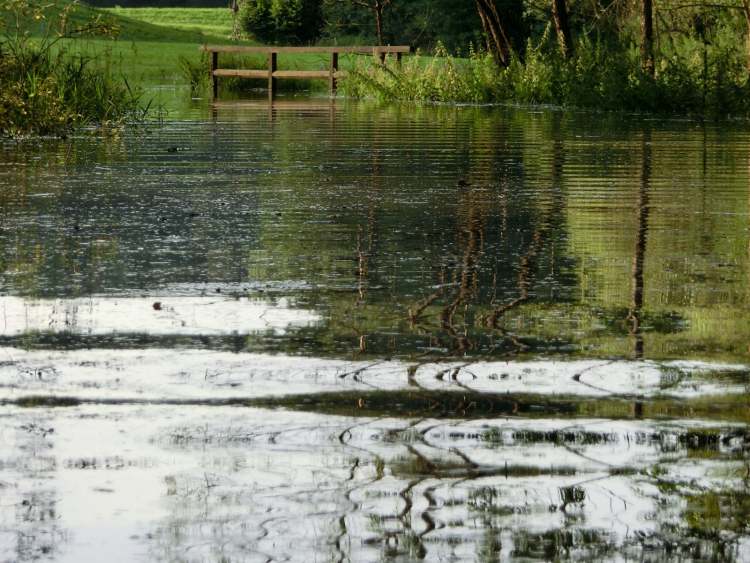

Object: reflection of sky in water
[0,348,746,401]
[0,296,320,336]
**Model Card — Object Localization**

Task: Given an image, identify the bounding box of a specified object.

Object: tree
[350,0,393,45]
[641,0,655,75]
[239,0,323,44]
[743,0,750,72]
[475,0,514,66]
[551,0,573,58]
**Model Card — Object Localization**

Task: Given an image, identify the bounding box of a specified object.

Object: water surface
[1,100,749,561]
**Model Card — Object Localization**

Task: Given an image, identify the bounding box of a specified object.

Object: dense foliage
[341,30,750,116]
[238,0,323,44]
[320,0,525,54]
[320,0,750,116]
[226,0,750,115]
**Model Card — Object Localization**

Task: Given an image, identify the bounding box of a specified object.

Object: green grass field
[64,38,208,83]
[2,3,247,83]
[10,2,230,43]
[64,38,349,86]
[103,7,237,41]
[91,6,243,85]
[3,2,407,100]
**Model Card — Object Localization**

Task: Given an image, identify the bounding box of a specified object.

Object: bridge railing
[200,45,413,100]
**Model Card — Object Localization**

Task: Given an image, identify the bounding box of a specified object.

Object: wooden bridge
[200,45,412,100]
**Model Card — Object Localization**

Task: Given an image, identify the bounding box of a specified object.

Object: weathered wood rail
[200,45,412,100]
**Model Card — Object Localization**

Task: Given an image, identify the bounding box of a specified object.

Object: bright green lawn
[36,6,252,84]
[64,38,209,83]
[104,7,236,41]
[7,2,230,43]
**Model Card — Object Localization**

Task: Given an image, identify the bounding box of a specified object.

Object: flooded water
[1,100,749,561]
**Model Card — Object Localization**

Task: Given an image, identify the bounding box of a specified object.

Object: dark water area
[0,100,749,561]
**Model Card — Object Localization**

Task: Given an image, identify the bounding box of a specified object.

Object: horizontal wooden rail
[212,69,348,79]
[201,45,411,55]
[201,44,412,101]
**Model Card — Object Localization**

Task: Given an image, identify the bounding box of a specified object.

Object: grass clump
[178,52,209,96]
[0,0,147,137]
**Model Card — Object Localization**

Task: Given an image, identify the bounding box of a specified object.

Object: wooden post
[268,51,277,101]
[329,51,339,96]
[210,51,218,100]
[396,52,402,66]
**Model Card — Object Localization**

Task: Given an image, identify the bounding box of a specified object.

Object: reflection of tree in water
[352,138,384,356]
[4,107,749,361]
[627,130,651,360]
[406,118,571,360]
[365,421,748,561]
[148,414,750,562]
[14,490,62,562]
[2,422,65,562]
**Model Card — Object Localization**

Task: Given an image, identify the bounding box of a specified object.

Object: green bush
[238,0,322,44]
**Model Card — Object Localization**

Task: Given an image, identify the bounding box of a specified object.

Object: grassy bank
[60,6,242,84]
[0,0,151,136]
[0,1,258,135]
[7,2,750,117]
[87,7,348,90]
[37,6,339,90]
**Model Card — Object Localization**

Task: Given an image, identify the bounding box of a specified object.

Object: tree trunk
[627,129,651,359]
[743,0,750,73]
[475,0,514,67]
[374,1,384,45]
[353,0,391,46]
[551,0,573,58]
[641,0,655,76]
